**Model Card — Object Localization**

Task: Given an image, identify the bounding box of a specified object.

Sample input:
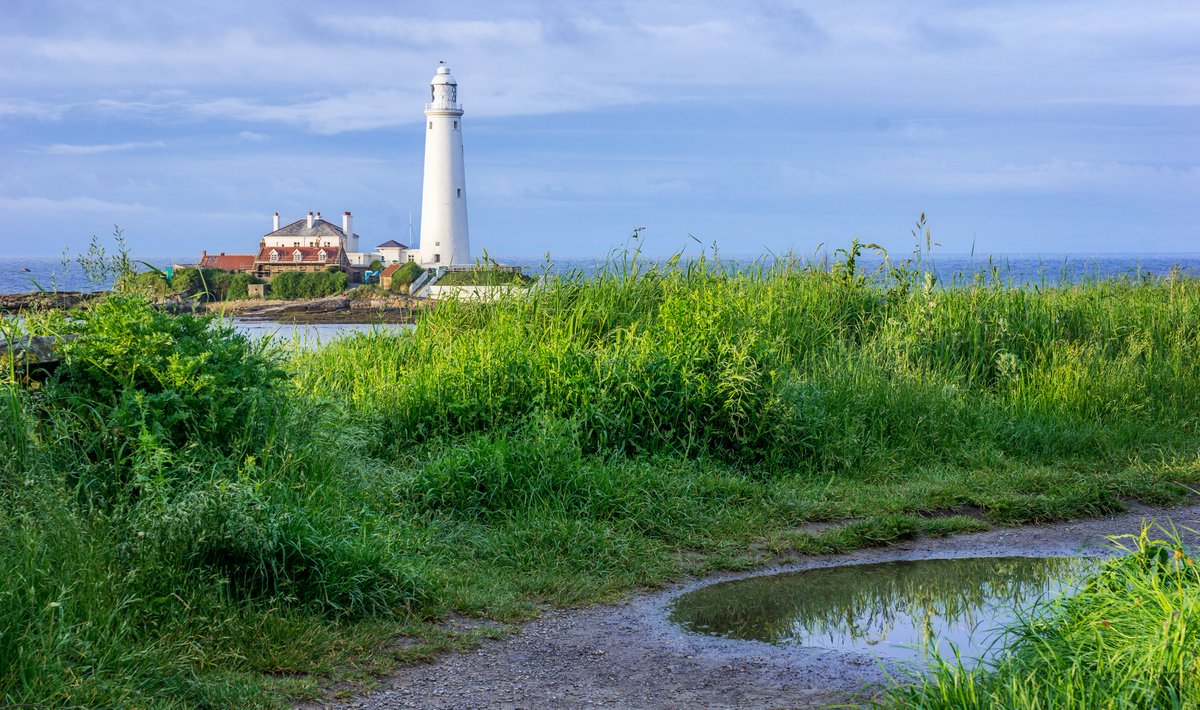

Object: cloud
[0,99,64,120]
[321,16,544,45]
[191,90,415,134]
[0,195,156,213]
[42,140,166,155]
[238,130,269,141]
[870,158,1200,194]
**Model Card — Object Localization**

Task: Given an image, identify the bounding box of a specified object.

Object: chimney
[273,211,280,231]
[306,211,314,229]
[343,211,358,254]
[201,249,207,260]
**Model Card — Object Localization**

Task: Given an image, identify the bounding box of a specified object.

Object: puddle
[669,556,1090,665]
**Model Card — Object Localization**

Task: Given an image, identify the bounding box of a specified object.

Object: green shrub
[169,267,260,301]
[269,270,348,299]
[51,296,285,499]
[115,270,171,298]
[387,262,425,291]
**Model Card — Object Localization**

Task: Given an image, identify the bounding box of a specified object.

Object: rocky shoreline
[0,291,101,314]
[0,291,430,324]
[199,294,430,324]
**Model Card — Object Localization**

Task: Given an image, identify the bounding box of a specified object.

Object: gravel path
[325,502,1200,710]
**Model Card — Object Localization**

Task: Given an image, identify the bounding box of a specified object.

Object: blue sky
[1,0,1197,258]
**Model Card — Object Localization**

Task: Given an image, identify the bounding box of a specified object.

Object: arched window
[269,249,279,262]
[318,249,328,262]
[293,249,303,262]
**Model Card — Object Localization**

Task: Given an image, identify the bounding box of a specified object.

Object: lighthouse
[419,62,471,266]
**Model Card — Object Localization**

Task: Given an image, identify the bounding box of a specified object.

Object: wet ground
[325,502,1200,709]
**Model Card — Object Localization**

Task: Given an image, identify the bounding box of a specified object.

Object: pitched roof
[381,263,404,277]
[376,239,409,249]
[199,254,256,272]
[256,246,344,263]
[266,218,353,239]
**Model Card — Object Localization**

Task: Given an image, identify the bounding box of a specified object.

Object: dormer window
[269,249,279,262]
[292,249,303,262]
[318,249,328,262]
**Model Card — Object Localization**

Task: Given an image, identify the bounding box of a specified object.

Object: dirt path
[326,503,1200,710]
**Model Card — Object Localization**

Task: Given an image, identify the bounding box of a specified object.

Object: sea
[4,253,1200,296]
[4,252,1199,344]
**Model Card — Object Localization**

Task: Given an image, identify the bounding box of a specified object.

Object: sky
[1,0,1197,259]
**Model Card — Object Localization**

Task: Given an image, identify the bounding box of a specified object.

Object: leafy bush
[269,270,348,299]
[52,296,285,497]
[387,261,426,291]
[169,267,260,301]
[116,270,171,298]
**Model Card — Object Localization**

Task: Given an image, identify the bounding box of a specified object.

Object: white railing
[409,268,437,297]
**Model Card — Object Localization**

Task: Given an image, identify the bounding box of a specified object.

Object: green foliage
[387,261,425,290]
[54,296,283,467]
[368,259,384,272]
[116,270,172,298]
[437,267,530,286]
[5,233,1200,707]
[269,270,349,299]
[884,524,1200,709]
[170,267,260,302]
[300,248,1200,474]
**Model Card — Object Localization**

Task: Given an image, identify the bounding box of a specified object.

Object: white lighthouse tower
[419,62,471,266]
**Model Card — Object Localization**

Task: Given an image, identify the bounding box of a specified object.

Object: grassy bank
[3,248,1199,706]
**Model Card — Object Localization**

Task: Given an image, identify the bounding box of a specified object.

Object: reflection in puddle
[669,557,1090,665]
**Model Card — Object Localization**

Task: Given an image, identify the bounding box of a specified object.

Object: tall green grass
[3,246,1200,706]
[883,525,1200,709]
[298,251,1200,475]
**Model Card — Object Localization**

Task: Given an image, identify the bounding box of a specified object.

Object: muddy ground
[320,502,1200,710]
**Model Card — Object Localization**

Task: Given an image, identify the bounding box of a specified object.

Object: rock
[0,291,99,313]
[0,335,65,366]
